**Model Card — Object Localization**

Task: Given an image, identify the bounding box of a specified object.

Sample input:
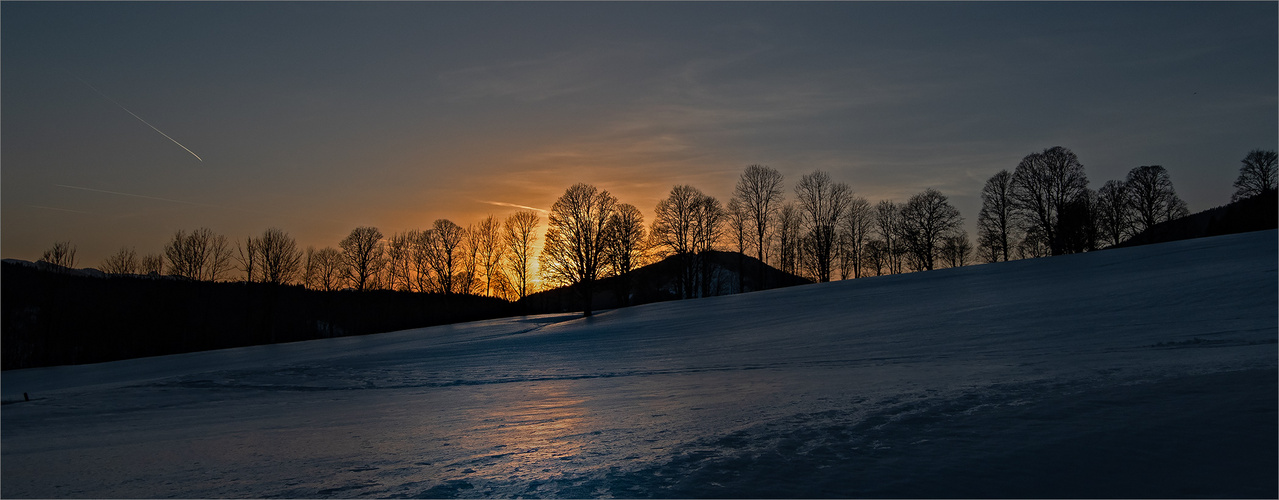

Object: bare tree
[456,224,481,295]
[794,170,853,282]
[653,185,703,299]
[425,219,465,294]
[1017,227,1051,259]
[863,239,888,276]
[165,228,232,280]
[733,164,784,288]
[408,229,433,293]
[339,226,386,291]
[977,170,1016,263]
[306,247,345,291]
[1095,180,1133,248]
[874,200,902,274]
[726,198,749,292]
[692,193,726,297]
[1057,188,1098,254]
[503,211,540,300]
[255,228,303,285]
[1010,146,1090,256]
[840,196,873,279]
[539,183,618,316]
[774,202,802,276]
[1232,149,1278,202]
[1126,165,1189,233]
[140,254,164,275]
[101,246,138,274]
[604,203,647,304]
[898,188,963,272]
[385,231,415,292]
[39,240,77,269]
[474,215,506,297]
[206,233,235,281]
[652,185,723,298]
[302,246,317,288]
[938,231,972,269]
[235,237,260,282]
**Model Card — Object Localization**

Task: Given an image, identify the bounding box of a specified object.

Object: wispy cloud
[476,200,548,213]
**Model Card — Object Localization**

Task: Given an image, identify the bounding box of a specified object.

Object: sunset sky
[3,2,1276,267]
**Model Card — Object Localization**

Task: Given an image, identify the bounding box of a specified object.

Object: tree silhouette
[165,228,232,281]
[305,247,345,291]
[874,200,902,274]
[863,239,888,276]
[653,185,726,297]
[1126,165,1189,233]
[733,164,784,288]
[474,215,506,298]
[39,240,77,269]
[1232,149,1277,202]
[840,196,873,279]
[253,228,303,285]
[898,188,963,272]
[794,170,853,282]
[425,220,465,294]
[1056,189,1097,254]
[235,236,260,282]
[726,198,749,292]
[938,232,972,269]
[653,185,710,298]
[340,226,386,291]
[101,246,138,274]
[140,253,164,275]
[457,224,481,296]
[1095,180,1133,247]
[977,170,1016,263]
[385,231,415,292]
[1011,146,1090,256]
[604,202,647,304]
[774,202,802,276]
[692,193,726,297]
[540,183,617,316]
[503,211,540,300]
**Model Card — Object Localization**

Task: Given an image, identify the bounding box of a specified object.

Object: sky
[3,2,1276,268]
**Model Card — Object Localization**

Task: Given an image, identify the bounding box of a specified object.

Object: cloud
[476,200,548,213]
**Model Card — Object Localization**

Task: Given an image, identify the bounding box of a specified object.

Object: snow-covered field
[3,230,1276,498]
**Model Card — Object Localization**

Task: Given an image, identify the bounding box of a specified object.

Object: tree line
[37,148,1276,312]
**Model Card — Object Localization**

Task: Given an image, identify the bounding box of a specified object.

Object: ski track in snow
[3,230,1276,498]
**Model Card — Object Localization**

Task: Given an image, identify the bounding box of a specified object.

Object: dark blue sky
[3,2,1275,265]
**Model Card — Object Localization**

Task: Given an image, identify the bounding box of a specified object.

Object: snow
[3,230,1276,498]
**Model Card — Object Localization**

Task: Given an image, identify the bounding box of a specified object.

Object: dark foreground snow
[3,231,1276,498]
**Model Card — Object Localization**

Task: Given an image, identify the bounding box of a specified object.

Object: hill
[1115,188,1277,248]
[518,250,812,314]
[3,230,1274,498]
[1,262,516,370]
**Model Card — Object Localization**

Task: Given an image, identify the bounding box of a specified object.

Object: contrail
[65,71,203,162]
[478,200,548,213]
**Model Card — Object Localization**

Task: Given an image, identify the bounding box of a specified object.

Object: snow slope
[3,230,1276,498]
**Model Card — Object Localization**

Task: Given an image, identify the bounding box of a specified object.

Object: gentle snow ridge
[3,230,1276,498]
